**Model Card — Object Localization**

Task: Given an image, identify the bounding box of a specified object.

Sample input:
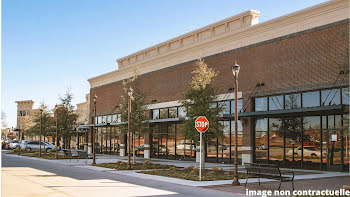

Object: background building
[76,94,90,151]
[87,0,349,171]
[15,100,36,140]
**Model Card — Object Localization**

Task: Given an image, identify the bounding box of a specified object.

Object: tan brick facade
[87,0,349,168]
[90,21,349,117]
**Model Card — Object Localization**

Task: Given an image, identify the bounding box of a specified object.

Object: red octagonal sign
[195,116,209,132]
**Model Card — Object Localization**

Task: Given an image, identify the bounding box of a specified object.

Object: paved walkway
[3,152,238,197]
[6,152,349,187]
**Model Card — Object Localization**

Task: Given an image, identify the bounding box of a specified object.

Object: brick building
[87,0,349,171]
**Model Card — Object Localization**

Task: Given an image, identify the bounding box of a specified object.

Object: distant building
[76,94,90,151]
[1,128,15,140]
[15,100,36,140]
[76,93,90,125]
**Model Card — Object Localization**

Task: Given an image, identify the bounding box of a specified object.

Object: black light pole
[39,109,43,157]
[231,61,240,186]
[55,105,59,159]
[18,128,21,155]
[92,94,98,165]
[127,87,134,170]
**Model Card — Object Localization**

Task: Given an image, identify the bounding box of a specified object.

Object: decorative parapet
[117,10,260,70]
[89,0,349,89]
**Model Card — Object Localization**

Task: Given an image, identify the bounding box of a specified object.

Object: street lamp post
[39,109,43,157]
[92,94,98,165]
[128,87,134,170]
[55,105,59,159]
[17,128,21,155]
[231,61,240,186]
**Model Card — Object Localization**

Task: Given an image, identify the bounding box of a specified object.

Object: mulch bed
[93,160,177,170]
[139,166,254,181]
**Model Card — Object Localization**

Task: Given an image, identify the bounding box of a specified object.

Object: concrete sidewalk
[6,152,349,188]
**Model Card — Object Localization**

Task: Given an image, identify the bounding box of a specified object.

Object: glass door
[322,115,343,171]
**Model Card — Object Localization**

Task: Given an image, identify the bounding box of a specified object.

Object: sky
[2,0,328,128]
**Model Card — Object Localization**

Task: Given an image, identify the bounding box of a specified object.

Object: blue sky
[2,0,328,128]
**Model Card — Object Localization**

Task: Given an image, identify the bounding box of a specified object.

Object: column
[242,117,253,164]
[119,134,126,156]
[241,92,254,165]
[144,131,151,159]
[88,128,92,154]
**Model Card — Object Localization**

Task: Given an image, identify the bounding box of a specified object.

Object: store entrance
[322,115,343,171]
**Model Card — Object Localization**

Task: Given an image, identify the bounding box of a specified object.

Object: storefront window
[303,116,321,130]
[231,120,243,134]
[327,115,342,129]
[160,108,168,119]
[219,101,230,116]
[168,124,176,159]
[285,93,301,109]
[255,118,268,163]
[268,118,283,164]
[106,115,111,123]
[342,87,349,105]
[255,132,268,163]
[112,114,118,123]
[219,121,230,160]
[256,118,268,131]
[231,99,243,113]
[302,91,320,108]
[152,109,159,120]
[169,107,177,118]
[321,89,340,106]
[269,95,283,111]
[302,116,320,168]
[269,118,282,131]
[255,97,267,111]
[136,134,144,156]
[176,124,185,159]
[178,107,186,118]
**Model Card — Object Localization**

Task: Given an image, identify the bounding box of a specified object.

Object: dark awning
[78,124,92,129]
[222,104,346,119]
[148,117,187,123]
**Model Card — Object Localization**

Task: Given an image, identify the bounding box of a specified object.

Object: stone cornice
[116,10,260,70]
[88,0,349,89]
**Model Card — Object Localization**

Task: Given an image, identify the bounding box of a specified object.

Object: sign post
[195,116,209,181]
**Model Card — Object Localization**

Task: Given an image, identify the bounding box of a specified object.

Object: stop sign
[195,116,209,132]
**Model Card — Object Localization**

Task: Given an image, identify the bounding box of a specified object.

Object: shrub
[187,166,195,171]
[116,160,123,164]
[218,168,224,174]
[212,166,218,174]
[191,167,199,175]
[169,166,177,171]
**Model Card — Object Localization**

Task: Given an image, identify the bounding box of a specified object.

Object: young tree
[30,103,55,150]
[57,90,78,149]
[180,59,223,155]
[119,67,148,145]
[20,114,35,140]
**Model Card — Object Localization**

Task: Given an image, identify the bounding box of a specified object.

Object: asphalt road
[2,152,240,197]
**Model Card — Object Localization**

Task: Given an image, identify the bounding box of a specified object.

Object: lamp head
[128,87,134,100]
[93,94,98,103]
[231,61,240,78]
